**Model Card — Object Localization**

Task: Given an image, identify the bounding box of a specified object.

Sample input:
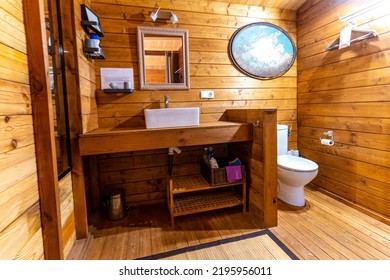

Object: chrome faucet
[164,95,169,108]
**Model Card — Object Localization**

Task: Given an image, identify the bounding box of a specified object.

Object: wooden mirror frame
[137,26,190,90]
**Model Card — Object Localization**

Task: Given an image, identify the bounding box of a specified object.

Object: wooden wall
[75,0,99,132]
[59,173,76,258]
[297,0,390,223]
[0,0,43,259]
[71,0,98,224]
[89,0,298,207]
[0,0,94,259]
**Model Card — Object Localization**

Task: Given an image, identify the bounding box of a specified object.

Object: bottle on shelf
[209,157,219,168]
[203,147,209,166]
[207,146,215,159]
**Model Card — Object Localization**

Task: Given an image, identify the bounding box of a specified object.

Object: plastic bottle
[209,157,219,168]
[89,33,100,49]
[207,146,215,159]
[203,147,209,165]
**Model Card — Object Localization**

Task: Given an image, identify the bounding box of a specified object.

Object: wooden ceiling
[211,0,307,10]
[144,0,307,11]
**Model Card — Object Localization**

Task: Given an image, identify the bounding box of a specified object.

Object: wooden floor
[67,187,390,260]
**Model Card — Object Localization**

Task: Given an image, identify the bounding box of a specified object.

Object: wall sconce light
[150,7,160,22]
[149,7,179,24]
[80,4,104,37]
[170,12,179,24]
[80,4,105,59]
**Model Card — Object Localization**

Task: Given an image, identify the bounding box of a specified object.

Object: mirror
[45,0,72,179]
[137,26,190,90]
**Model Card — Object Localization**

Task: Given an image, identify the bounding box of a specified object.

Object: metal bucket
[102,188,127,220]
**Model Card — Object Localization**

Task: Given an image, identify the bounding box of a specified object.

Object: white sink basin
[144,107,200,129]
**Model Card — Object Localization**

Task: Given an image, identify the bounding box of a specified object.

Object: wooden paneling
[0,0,43,260]
[0,0,26,53]
[62,0,92,239]
[0,203,43,259]
[297,0,390,224]
[1,0,91,259]
[74,0,98,133]
[91,0,305,14]
[59,172,76,259]
[226,109,277,228]
[88,1,297,208]
[92,1,297,133]
[0,173,38,233]
[96,145,228,207]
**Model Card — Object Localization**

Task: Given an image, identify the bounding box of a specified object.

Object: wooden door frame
[23,0,89,259]
[23,0,64,259]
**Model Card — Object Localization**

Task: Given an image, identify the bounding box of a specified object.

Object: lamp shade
[170,13,179,24]
[150,7,160,22]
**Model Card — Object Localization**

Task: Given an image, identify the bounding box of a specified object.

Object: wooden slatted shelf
[168,175,246,227]
[173,189,243,215]
[172,175,243,194]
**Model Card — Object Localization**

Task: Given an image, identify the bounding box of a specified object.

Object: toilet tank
[277,124,288,155]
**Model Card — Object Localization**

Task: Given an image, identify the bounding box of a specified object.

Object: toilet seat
[278,155,318,172]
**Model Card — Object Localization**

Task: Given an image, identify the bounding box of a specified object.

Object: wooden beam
[23,0,64,259]
[60,0,89,238]
[79,122,253,156]
[226,109,277,227]
[261,110,277,227]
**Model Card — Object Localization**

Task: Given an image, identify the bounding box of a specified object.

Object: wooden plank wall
[75,0,99,133]
[65,0,97,238]
[226,109,278,228]
[0,0,92,259]
[89,0,297,207]
[97,144,228,207]
[0,0,44,259]
[68,0,98,239]
[297,0,390,223]
[59,173,76,258]
[92,0,297,133]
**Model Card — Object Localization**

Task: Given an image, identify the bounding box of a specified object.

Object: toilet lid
[278,155,318,172]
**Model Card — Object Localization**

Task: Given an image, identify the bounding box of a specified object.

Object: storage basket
[201,159,245,185]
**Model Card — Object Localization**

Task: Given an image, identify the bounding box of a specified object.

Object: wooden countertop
[79,121,253,156]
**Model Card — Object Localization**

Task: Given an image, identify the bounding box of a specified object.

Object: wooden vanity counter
[79,121,253,156]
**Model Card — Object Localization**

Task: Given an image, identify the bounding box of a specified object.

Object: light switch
[200,90,214,99]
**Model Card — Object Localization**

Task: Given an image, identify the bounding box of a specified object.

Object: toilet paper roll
[321,138,334,146]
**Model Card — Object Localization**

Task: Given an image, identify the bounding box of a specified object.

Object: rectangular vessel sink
[144,107,200,129]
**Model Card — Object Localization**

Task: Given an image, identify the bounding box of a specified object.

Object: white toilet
[277,124,318,207]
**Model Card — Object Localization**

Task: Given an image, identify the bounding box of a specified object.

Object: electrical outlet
[200,90,214,99]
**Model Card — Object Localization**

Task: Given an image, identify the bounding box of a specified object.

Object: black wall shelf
[83,46,105,59]
[103,89,133,94]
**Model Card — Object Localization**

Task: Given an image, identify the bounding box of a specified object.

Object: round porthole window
[228,22,296,80]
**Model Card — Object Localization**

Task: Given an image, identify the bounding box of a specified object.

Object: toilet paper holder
[320,130,334,142]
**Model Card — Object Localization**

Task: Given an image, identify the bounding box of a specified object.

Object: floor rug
[137,230,299,260]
